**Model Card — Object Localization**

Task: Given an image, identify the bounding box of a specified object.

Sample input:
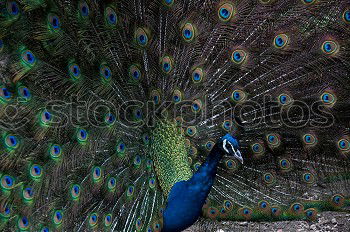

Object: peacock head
[218,134,243,164]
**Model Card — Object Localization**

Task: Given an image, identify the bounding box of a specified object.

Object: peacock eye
[274,34,289,48]
[133,108,143,120]
[1,175,15,190]
[18,216,30,230]
[321,92,336,105]
[0,87,12,102]
[116,141,126,155]
[151,90,161,105]
[186,126,197,137]
[107,177,116,191]
[192,67,204,83]
[0,201,11,218]
[263,172,275,185]
[303,134,317,145]
[41,227,50,232]
[89,213,98,227]
[331,194,345,207]
[105,7,117,26]
[338,139,350,151]
[146,159,153,169]
[53,210,63,225]
[133,155,142,167]
[291,203,303,213]
[100,65,112,81]
[5,134,19,150]
[181,23,195,42]
[271,206,282,217]
[302,0,316,5]
[251,142,265,155]
[163,0,174,6]
[77,128,88,143]
[205,140,215,151]
[191,99,202,112]
[321,40,338,55]
[302,172,315,184]
[129,65,142,81]
[225,159,237,170]
[30,164,43,179]
[104,214,112,226]
[70,184,81,200]
[193,162,201,171]
[135,28,149,47]
[40,110,52,125]
[48,14,61,30]
[142,134,150,145]
[68,63,81,80]
[259,201,268,209]
[231,50,247,64]
[135,218,143,230]
[279,158,292,171]
[161,56,174,74]
[222,120,232,132]
[266,133,280,147]
[172,90,183,104]
[105,113,116,125]
[343,9,350,23]
[17,86,31,101]
[22,187,34,201]
[278,93,292,105]
[92,166,102,182]
[231,89,246,102]
[21,50,36,66]
[127,185,135,197]
[218,3,234,22]
[239,207,253,219]
[79,1,89,17]
[49,144,62,160]
[148,177,156,189]
[7,1,19,16]
[188,146,197,156]
[223,200,233,210]
[305,208,317,221]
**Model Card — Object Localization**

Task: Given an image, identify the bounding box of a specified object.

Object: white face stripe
[223,139,243,164]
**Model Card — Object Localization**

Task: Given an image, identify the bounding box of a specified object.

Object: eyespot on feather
[52,210,63,225]
[48,14,61,31]
[321,40,339,55]
[181,23,196,42]
[161,56,174,74]
[231,89,247,103]
[79,1,89,17]
[218,3,235,22]
[105,7,117,26]
[231,50,247,64]
[274,34,289,49]
[135,28,150,47]
[1,175,15,190]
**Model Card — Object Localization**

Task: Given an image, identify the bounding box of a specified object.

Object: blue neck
[162,142,226,232]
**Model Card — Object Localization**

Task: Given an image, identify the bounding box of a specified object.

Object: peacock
[0,0,350,231]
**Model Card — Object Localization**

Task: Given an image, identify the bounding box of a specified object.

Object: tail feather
[1,0,350,231]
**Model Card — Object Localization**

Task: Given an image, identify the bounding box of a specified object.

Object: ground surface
[185,212,350,232]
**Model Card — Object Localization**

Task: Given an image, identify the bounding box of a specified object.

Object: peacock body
[0,0,350,231]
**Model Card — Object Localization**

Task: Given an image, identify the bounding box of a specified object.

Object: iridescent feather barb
[0,0,350,231]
